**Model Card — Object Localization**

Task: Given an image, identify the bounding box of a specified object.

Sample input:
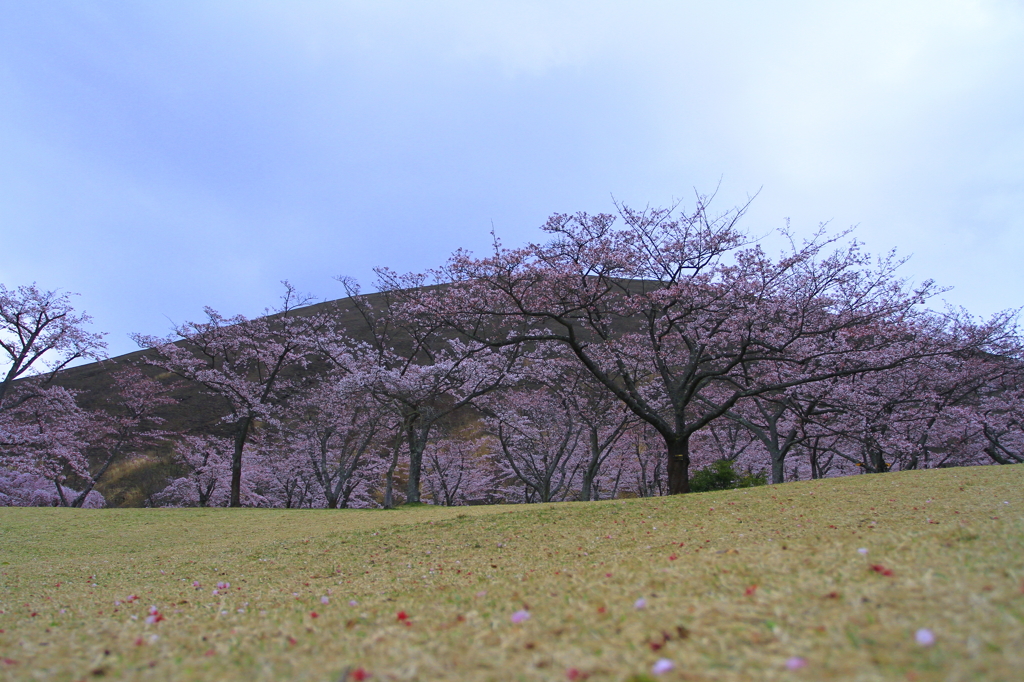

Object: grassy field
[1,466,1022,682]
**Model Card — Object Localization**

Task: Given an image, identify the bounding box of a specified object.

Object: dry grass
[1,465,1022,681]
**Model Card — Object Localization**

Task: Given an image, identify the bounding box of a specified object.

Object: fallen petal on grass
[510,610,531,624]
[651,658,674,675]
[915,628,935,646]
[786,656,808,670]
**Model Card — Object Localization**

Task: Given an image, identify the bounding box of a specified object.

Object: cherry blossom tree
[0,283,106,409]
[133,282,329,507]
[622,422,667,498]
[153,435,233,507]
[68,367,174,507]
[281,378,391,508]
[256,441,323,508]
[328,277,521,506]
[0,384,101,505]
[483,385,586,503]
[0,283,108,505]
[413,198,960,493]
[421,436,496,506]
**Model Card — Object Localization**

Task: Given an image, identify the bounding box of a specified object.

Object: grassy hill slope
[1,466,1022,681]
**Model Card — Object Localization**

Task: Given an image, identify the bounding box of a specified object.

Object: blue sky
[2,1,1022,358]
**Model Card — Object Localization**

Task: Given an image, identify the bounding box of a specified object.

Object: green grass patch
[2,466,1023,681]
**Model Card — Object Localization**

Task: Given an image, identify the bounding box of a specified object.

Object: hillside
[1,465,1021,680]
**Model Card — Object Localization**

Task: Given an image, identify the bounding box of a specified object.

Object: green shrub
[689,459,767,493]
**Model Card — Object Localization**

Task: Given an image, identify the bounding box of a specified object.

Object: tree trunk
[55,480,70,507]
[666,437,690,494]
[230,415,253,507]
[405,431,425,504]
[384,431,404,509]
[771,448,786,485]
[579,427,600,501]
[72,449,122,508]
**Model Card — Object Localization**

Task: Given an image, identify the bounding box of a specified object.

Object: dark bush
[689,459,767,493]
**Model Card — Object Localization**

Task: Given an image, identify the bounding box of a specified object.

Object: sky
[2,1,1023,359]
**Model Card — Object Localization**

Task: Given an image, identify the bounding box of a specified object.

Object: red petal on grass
[2,658,16,665]
[287,636,298,645]
[310,612,319,618]
[870,564,894,576]
[744,585,758,596]
[351,668,370,681]
[566,667,585,681]
[204,649,216,657]
[397,611,408,621]
[668,555,678,561]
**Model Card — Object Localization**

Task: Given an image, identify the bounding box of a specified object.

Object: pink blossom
[651,659,674,675]
[510,610,531,624]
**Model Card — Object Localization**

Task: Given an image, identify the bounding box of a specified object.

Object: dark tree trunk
[406,433,425,504]
[230,415,253,507]
[55,480,70,507]
[771,450,786,485]
[666,437,690,495]
[383,431,404,509]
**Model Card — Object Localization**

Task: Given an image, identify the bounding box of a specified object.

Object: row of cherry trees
[0,284,168,507]
[3,198,1022,507]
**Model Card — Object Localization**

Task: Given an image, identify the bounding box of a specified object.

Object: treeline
[2,198,1022,507]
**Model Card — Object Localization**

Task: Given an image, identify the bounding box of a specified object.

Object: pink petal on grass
[915,628,935,646]
[634,598,647,610]
[651,658,674,675]
[511,610,531,624]
[349,600,358,607]
[320,596,330,605]
[786,657,807,670]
